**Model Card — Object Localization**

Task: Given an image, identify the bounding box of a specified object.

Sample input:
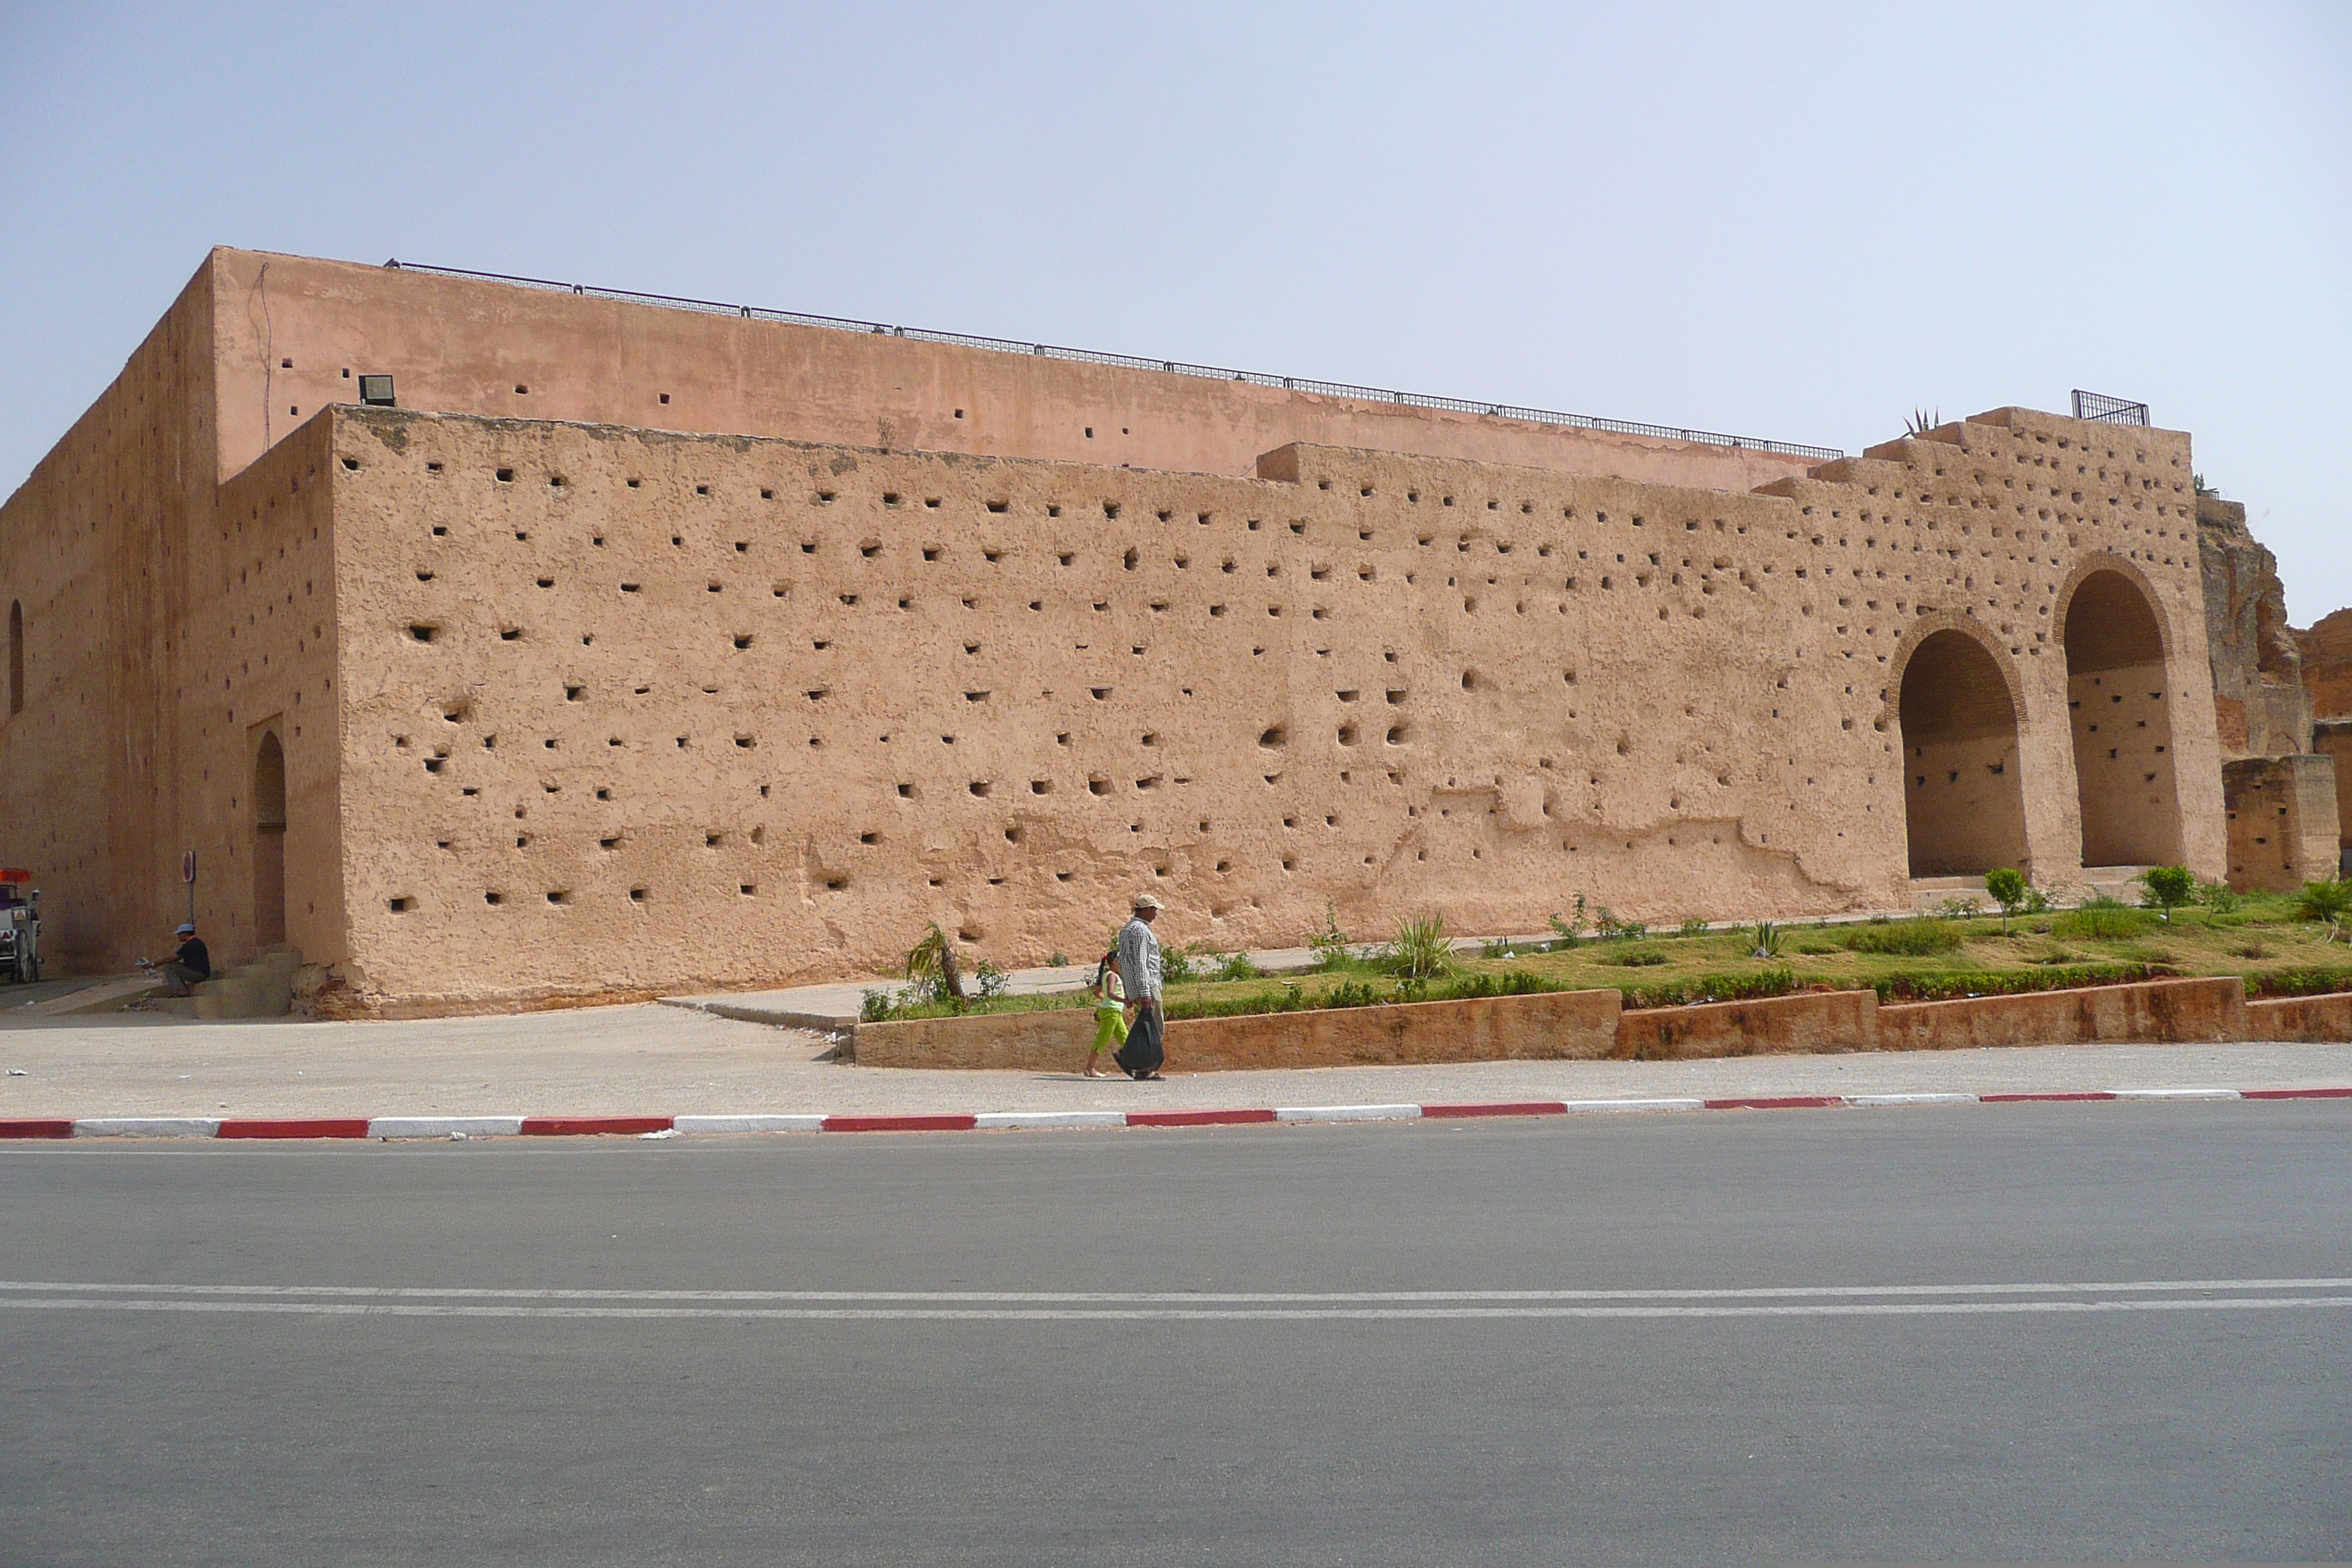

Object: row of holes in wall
[369,451,2195,542]
[377,807,1752,916]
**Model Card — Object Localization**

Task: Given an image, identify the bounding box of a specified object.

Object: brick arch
[2054,557,2182,867]
[1885,615,2029,878]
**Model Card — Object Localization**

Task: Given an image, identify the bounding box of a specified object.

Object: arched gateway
[2062,569,2182,868]
[1899,629,2028,876]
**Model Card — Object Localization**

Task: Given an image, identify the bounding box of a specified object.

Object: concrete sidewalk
[1,1000,2349,1121]
[663,943,1340,1030]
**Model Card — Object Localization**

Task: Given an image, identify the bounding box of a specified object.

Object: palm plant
[904,921,966,1009]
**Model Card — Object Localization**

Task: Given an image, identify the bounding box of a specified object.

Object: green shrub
[1610,946,1669,968]
[1545,897,1588,951]
[1592,906,1648,941]
[1843,918,1962,956]
[1984,867,2028,917]
[2138,865,2196,920]
[2195,881,2243,914]
[1161,946,1199,985]
[2292,881,2352,923]
[1308,904,1356,970]
[973,960,1010,999]
[1215,952,1264,982]
[859,987,900,1022]
[1676,916,1710,938]
[2051,901,2152,941]
[1048,951,1070,968]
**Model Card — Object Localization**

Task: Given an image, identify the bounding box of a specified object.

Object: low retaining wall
[1877,976,2250,1052]
[1613,990,1877,1060]
[852,975,2316,1072]
[2245,991,2352,1042]
[853,989,1622,1073]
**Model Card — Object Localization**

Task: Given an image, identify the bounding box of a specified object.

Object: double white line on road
[5,1277,2349,1322]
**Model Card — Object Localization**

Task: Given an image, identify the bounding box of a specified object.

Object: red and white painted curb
[1,1087,2348,1141]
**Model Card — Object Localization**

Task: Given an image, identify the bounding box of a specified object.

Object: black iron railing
[2072,389,2151,426]
[382,259,1847,462]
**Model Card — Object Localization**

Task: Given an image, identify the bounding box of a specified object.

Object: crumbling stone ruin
[0,248,2333,1012]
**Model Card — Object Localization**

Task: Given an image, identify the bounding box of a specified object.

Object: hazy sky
[4,1,2345,617]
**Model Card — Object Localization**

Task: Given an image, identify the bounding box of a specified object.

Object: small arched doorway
[2062,570,2182,868]
[1899,629,2029,875]
[252,731,287,948]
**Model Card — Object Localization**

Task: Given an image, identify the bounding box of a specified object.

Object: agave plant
[1904,407,1942,437]
[2295,880,2352,924]
[1385,911,1455,981]
[1748,921,1786,959]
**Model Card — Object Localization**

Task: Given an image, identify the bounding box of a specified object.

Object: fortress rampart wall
[0,249,2225,998]
[308,402,2213,1008]
[202,249,1820,497]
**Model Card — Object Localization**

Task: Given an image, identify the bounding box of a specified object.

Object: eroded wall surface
[0,269,219,970]
[316,402,2220,1007]
[2198,494,2310,758]
[2296,609,2352,724]
[2223,755,2340,892]
[203,249,1821,497]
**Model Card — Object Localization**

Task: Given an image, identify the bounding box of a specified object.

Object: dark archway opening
[253,731,287,949]
[2062,570,2181,868]
[1899,630,2028,876]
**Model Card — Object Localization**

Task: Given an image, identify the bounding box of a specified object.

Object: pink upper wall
[203,248,1823,494]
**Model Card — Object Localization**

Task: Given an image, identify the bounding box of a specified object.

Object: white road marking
[2,1277,2345,1303]
[4,1295,2349,1321]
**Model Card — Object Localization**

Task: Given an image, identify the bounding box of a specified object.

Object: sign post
[182,850,196,930]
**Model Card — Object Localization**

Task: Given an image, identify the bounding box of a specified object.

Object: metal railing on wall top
[2072,389,2151,426]
[382,259,1847,463]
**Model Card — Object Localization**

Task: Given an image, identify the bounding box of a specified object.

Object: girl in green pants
[1085,951,1128,1077]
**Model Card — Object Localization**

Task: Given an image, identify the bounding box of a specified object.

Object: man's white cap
[1132,893,1164,911]
[174,923,195,936]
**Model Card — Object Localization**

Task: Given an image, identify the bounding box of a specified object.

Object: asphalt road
[4,1103,2348,1565]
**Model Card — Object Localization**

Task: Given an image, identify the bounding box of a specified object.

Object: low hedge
[862,960,2243,1025]
[1618,968,1811,1010]
[1164,967,1563,1021]
[2242,965,2352,999]
[1873,962,2173,1003]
